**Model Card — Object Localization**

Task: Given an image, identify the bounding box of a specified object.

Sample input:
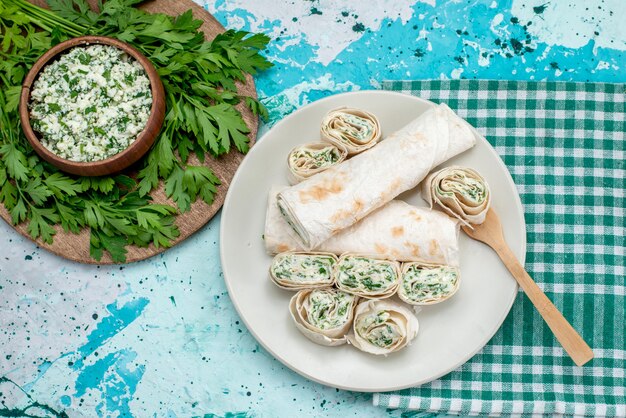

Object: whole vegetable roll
[334,254,400,299]
[320,107,381,155]
[422,166,491,227]
[265,187,460,266]
[348,299,419,355]
[287,142,347,184]
[398,262,460,305]
[270,252,337,290]
[289,287,358,346]
[277,104,475,250]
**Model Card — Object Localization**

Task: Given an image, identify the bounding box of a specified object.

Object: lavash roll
[348,299,419,355]
[287,142,347,184]
[320,107,382,155]
[422,166,491,227]
[276,104,475,250]
[264,187,460,266]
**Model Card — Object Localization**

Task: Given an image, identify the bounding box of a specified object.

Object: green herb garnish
[0,0,271,262]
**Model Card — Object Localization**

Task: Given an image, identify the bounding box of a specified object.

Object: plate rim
[220,89,526,392]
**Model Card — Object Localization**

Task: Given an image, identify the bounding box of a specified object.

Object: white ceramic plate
[220,91,526,392]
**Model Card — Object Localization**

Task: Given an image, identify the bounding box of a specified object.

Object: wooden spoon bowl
[19,35,165,176]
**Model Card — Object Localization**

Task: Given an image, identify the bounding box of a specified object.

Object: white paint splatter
[417,27,429,41]
[432,19,445,29]
[205,0,432,65]
[491,13,504,29]
[511,0,626,52]
[463,39,491,67]
[0,231,126,385]
[595,60,610,70]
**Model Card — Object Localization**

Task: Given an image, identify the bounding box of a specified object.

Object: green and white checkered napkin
[375,80,625,416]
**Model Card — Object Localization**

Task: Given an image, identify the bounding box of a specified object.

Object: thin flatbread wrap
[398,262,461,305]
[348,299,419,355]
[320,107,382,155]
[334,254,400,299]
[270,252,337,290]
[287,142,347,184]
[422,166,491,227]
[264,187,460,266]
[289,287,358,346]
[276,104,475,250]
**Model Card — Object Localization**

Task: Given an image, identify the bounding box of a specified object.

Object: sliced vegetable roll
[265,188,461,266]
[334,254,400,299]
[422,166,491,227]
[320,107,381,155]
[289,287,358,346]
[287,142,347,184]
[277,104,475,250]
[398,262,460,305]
[270,252,337,290]
[348,299,419,355]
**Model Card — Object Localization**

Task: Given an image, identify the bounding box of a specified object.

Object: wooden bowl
[19,36,165,177]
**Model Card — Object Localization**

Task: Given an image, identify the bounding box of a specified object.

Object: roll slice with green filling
[289,287,358,346]
[422,166,491,227]
[320,107,381,155]
[399,262,460,305]
[334,254,400,299]
[348,299,419,355]
[270,252,337,290]
[287,142,348,184]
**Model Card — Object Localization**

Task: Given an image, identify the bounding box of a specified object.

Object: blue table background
[1,0,623,417]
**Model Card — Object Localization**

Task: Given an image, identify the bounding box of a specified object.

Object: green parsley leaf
[23,177,53,205]
[44,172,82,197]
[10,197,27,224]
[28,206,60,244]
[164,165,191,212]
[0,143,29,182]
[0,0,271,261]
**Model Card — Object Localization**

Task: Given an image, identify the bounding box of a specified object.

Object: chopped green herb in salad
[29,45,152,162]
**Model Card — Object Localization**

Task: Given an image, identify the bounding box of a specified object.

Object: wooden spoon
[462,208,594,366]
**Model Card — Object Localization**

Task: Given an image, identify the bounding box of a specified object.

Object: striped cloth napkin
[375,80,625,416]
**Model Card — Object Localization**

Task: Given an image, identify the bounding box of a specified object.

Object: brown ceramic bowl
[19,36,165,177]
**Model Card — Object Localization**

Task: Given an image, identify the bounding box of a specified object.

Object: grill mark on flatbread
[429,239,441,257]
[391,226,405,237]
[409,210,422,222]
[298,178,344,203]
[404,242,421,258]
[329,199,365,224]
[277,244,290,253]
[390,178,402,191]
[353,199,364,213]
[375,243,388,254]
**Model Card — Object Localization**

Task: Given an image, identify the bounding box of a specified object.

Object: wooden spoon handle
[494,243,594,366]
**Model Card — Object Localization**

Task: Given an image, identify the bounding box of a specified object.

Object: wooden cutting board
[0,0,258,264]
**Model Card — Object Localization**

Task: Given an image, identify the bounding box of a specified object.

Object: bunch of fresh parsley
[0,0,271,262]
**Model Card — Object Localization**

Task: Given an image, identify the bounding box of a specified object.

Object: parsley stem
[6,0,85,37]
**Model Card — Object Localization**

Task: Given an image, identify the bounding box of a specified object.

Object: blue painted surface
[0,0,624,416]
